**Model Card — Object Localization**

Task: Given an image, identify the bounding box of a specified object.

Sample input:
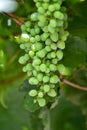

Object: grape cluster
[19,0,69,107]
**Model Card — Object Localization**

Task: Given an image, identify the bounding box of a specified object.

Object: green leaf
[24,95,40,112]
[62,36,87,68]
[68,1,87,38]
[50,98,86,130]
[0,87,43,130]
[19,79,39,92]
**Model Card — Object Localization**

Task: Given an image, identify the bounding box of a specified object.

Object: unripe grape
[42,3,49,9]
[38,7,45,14]
[47,89,57,97]
[56,50,63,60]
[49,64,57,71]
[33,58,41,65]
[36,49,47,58]
[30,12,38,21]
[43,76,49,83]
[30,37,35,43]
[50,32,58,42]
[37,98,46,107]
[29,89,37,97]
[50,52,56,58]
[57,64,70,76]
[57,41,65,49]
[52,58,58,64]
[45,45,51,52]
[35,35,41,41]
[29,50,35,57]
[40,63,47,72]
[29,77,39,85]
[50,19,57,28]
[37,73,43,81]
[33,70,37,76]
[43,85,50,92]
[35,42,43,51]
[50,75,60,83]
[54,11,64,20]
[45,38,52,45]
[38,92,44,98]
[48,5,55,12]
[50,43,57,50]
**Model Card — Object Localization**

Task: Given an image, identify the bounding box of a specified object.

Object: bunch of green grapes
[19,0,70,107]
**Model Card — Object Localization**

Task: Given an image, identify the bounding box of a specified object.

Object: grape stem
[60,76,87,91]
[3,12,25,26]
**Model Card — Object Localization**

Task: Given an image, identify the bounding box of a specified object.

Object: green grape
[52,58,58,64]
[49,64,57,71]
[30,37,35,43]
[34,65,40,71]
[27,71,32,76]
[54,3,60,10]
[47,89,57,97]
[19,54,29,64]
[40,63,47,72]
[50,32,58,42]
[35,35,41,41]
[38,92,44,98]
[29,77,39,85]
[41,32,49,41]
[43,84,50,92]
[29,50,35,57]
[30,29,36,36]
[21,33,29,42]
[45,45,51,52]
[25,63,33,71]
[57,41,65,49]
[20,44,25,50]
[33,58,41,65]
[48,25,55,33]
[37,73,43,81]
[43,76,49,83]
[50,75,60,83]
[36,49,47,58]
[21,24,27,32]
[50,19,57,28]
[47,53,51,59]
[42,26,48,32]
[48,5,55,12]
[37,98,46,107]
[30,12,38,21]
[36,2,41,8]
[56,50,63,60]
[35,27,40,34]
[33,70,38,76]
[50,43,57,50]
[29,89,37,97]
[31,44,36,51]
[57,64,70,76]
[50,52,56,58]
[42,3,49,9]
[25,21,31,28]
[38,7,45,14]
[45,38,52,45]
[54,11,64,20]
[34,42,43,51]
[38,15,46,23]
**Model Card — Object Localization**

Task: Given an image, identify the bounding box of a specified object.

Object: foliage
[0,0,87,130]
